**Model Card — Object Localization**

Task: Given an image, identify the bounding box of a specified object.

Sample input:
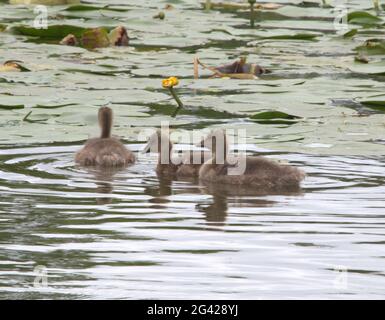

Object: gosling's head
[142,129,172,154]
[197,129,228,163]
[197,129,227,150]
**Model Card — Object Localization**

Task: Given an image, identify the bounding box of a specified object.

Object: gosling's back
[199,155,305,190]
[75,107,135,167]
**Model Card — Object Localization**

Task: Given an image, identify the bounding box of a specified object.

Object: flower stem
[169,87,184,108]
[168,87,184,118]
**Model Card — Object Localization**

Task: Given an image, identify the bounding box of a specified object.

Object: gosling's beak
[142,140,152,154]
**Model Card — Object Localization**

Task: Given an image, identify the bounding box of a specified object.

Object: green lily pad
[0,104,24,110]
[10,0,79,4]
[250,111,301,124]
[262,33,319,41]
[360,100,385,108]
[34,103,76,109]
[146,102,242,119]
[349,62,385,75]
[9,0,80,6]
[347,11,383,25]
[64,4,128,12]
[12,25,86,40]
[12,25,117,48]
[343,29,358,38]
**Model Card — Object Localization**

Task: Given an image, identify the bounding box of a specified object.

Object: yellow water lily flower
[162,76,179,88]
[168,77,179,86]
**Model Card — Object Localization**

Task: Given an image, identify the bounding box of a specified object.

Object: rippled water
[1,0,385,299]
[0,144,384,299]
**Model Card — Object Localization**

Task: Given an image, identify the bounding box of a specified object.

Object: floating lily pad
[347,11,383,25]
[64,4,128,12]
[12,24,126,49]
[12,25,86,40]
[34,103,77,109]
[360,100,385,109]
[343,29,358,38]
[250,111,301,124]
[146,102,243,119]
[0,104,24,110]
[349,60,385,75]
[10,0,79,4]
[262,33,319,41]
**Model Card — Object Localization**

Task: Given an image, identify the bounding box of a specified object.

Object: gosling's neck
[211,136,228,165]
[158,139,173,165]
[99,107,113,139]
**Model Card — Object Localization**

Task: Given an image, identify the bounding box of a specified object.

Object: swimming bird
[142,130,210,177]
[198,129,305,191]
[75,106,135,167]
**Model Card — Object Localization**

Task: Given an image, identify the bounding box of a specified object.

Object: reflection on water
[0,0,384,300]
[145,175,174,205]
[0,144,384,299]
[196,193,229,225]
[196,184,281,225]
[82,167,124,205]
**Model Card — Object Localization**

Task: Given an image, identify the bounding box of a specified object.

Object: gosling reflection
[196,193,229,225]
[82,166,123,205]
[202,182,303,197]
[197,183,302,225]
[143,173,203,209]
[144,174,173,206]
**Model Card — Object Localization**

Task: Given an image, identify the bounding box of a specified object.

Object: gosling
[75,106,135,167]
[198,129,305,191]
[142,130,210,177]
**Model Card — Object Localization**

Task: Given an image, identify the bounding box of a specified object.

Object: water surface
[0,0,384,299]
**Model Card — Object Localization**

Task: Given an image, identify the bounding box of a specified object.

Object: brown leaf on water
[60,34,79,46]
[193,57,199,79]
[196,57,269,79]
[215,57,268,76]
[108,26,129,46]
